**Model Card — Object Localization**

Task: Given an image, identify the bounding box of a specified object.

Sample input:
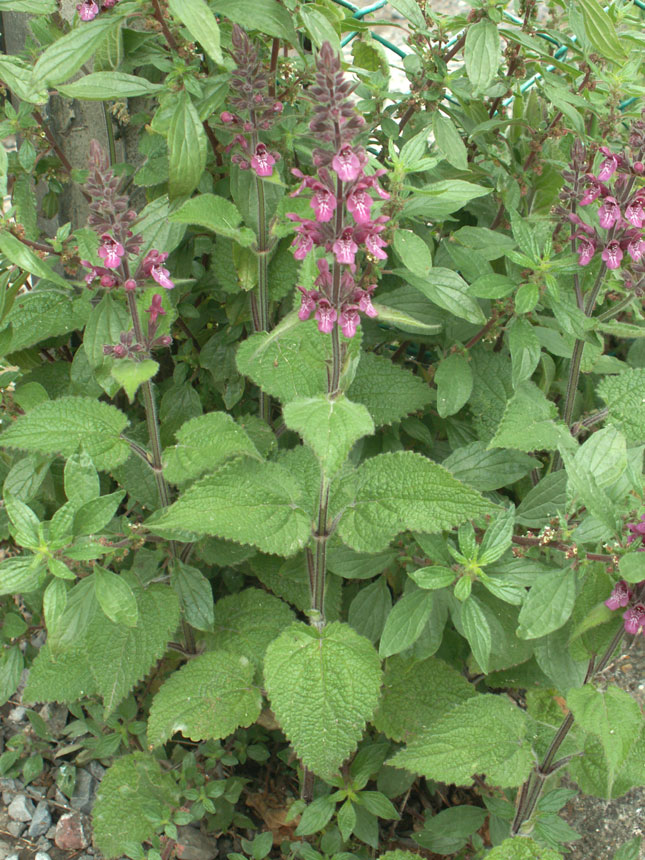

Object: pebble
[38,703,68,736]
[175,826,218,860]
[6,854,19,860]
[8,706,26,723]
[0,840,13,860]
[87,760,105,781]
[55,812,89,850]
[35,853,51,860]
[8,793,34,821]
[70,768,95,814]
[45,824,57,840]
[28,800,52,838]
[6,821,26,838]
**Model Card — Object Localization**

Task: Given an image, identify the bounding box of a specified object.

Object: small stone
[55,812,89,850]
[70,769,95,815]
[28,801,52,838]
[8,793,34,822]
[35,852,51,860]
[6,853,20,860]
[87,760,105,782]
[1,791,14,806]
[0,840,13,860]
[8,706,26,723]
[175,826,218,860]
[39,703,68,736]
[6,821,26,838]
[45,825,57,839]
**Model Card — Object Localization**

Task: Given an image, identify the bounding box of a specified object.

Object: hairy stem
[250,114,271,422]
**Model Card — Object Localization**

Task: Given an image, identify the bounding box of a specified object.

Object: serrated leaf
[0,232,69,288]
[169,193,256,247]
[94,566,138,627]
[402,181,491,221]
[0,556,46,596]
[0,646,24,707]
[213,0,298,43]
[147,651,261,747]
[168,91,206,199]
[23,639,97,705]
[478,506,515,565]
[148,458,311,556]
[379,590,434,657]
[597,367,645,443]
[487,837,564,860]
[443,442,539,492]
[348,352,432,426]
[401,268,486,325]
[435,353,473,418]
[577,0,626,64]
[57,72,163,99]
[392,230,432,278]
[465,19,500,92]
[93,752,180,859]
[337,452,495,553]
[64,452,100,508]
[508,317,541,388]
[167,0,222,64]
[171,560,214,632]
[516,471,567,528]
[348,576,392,643]
[373,655,476,742]
[89,580,180,716]
[489,382,573,453]
[460,597,492,672]
[432,113,468,170]
[3,289,89,351]
[283,395,374,476]
[264,621,382,779]
[517,567,576,639]
[31,14,118,88]
[208,587,295,666]
[1,397,130,471]
[163,411,260,485]
[111,359,159,403]
[73,490,124,535]
[566,684,642,774]
[389,694,533,787]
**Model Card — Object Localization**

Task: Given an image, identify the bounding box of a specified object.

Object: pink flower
[100,273,117,288]
[77,0,99,20]
[250,143,276,177]
[627,235,645,263]
[332,228,359,266]
[623,603,645,636]
[286,215,323,261]
[605,580,633,610]
[296,286,319,321]
[142,249,174,289]
[220,111,236,124]
[314,258,333,290]
[598,196,621,229]
[315,299,337,333]
[354,285,378,318]
[332,145,362,182]
[339,304,360,338]
[102,0,120,7]
[580,177,603,206]
[124,278,137,291]
[576,235,596,266]
[346,187,373,224]
[597,148,622,181]
[146,294,166,326]
[601,240,623,270]
[625,195,645,228]
[355,218,389,261]
[97,235,125,269]
[627,514,645,546]
[311,186,336,222]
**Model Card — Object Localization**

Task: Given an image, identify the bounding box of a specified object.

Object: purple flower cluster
[287,42,389,338]
[605,580,645,636]
[76,0,119,21]
[82,141,172,353]
[219,25,282,178]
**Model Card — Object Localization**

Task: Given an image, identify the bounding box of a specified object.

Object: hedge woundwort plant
[0,2,644,859]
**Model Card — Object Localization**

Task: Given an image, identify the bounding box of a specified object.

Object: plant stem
[249,114,271,422]
[511,624,625,835]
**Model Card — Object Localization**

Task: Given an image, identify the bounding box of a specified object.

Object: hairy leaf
[348,352,432,426]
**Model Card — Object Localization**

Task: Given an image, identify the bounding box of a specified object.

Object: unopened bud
[124,278,137,291]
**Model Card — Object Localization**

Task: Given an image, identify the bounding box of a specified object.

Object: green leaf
[561,449,620,533]
[83,292,131,370]
[618,553,645,585]
[568,724,645,799]
[465,19,500,91]
[264,621,382,779]
[389,694,533,787]
[171,560,214,632]
[348,352,432,426]
[402,181,491,221]
[73,490,124,536]
[566,685,642,774]
[460,596,492,672]
[337,798,357,841]
[94,566,138,627]
[0,232,69,288]
[134,195,187,264]
[0,646,23,707]
[387,0,425,28]
[478,506,515,565]
[409,566,455,590]
[432,113,468,171]
[211,0,298,44]
[168,0,222,64]
[147,651,262,747]
[31,15,118,88]
[508,318,541,388]
[163,412,260,486]
[169,194,256,248]
[516,471,567,528]
[93,753,180,860]
[379,590,434,657]
[4,493,40,547]
[64,452,100,508]
[572,427,626,490]
[400,269,486,325]
[283,395,374,477]
[295,795,337,836]
[0,1,57,10]
[489,382,573,453]
[0,556,45,595]
[348,576,392,643]
[22,639,97,705]
[148,458,311,556]
[435,353,473,418]
[360,791,399,820]
[300,6,340,53]
[111,359,159,403]
[328,546,398,580]
[373,655,476,742]
[3,289,89,352]
[168,91,207,199]
[57,72,163,99]
[414,806,487,854]
[1,397,130,471]
[487,837,564,860]
[337,451,495,553]
[577,0,627,64]
[597,367,645,443]
[208,587,295,667]
[517,567,576,639]
[392,230,432,278]
[443,442,539,492]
